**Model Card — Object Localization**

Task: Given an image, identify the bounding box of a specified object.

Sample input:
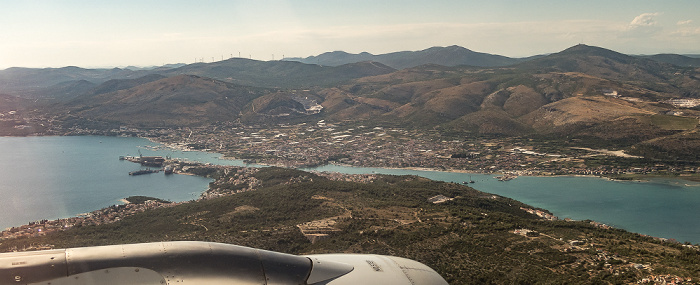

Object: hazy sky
[2,0,700,69]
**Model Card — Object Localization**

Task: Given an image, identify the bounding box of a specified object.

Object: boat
[462,176,476,184]
[163,165,174,175]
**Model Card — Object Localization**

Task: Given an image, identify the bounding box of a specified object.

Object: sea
[1,136,699,244]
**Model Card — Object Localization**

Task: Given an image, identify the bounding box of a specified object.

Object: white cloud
[622,12,662,38]
[671,20,700,38]
[671,25,700,37]
[630,13,660,27]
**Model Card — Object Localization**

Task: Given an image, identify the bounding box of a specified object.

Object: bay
[1,136,699,245]
[0,136,218,230]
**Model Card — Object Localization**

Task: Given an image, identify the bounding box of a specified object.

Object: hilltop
[285,45,523,69]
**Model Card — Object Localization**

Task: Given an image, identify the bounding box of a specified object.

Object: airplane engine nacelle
[0,241,447,285]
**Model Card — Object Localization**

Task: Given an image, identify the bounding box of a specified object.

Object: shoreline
[3,133,700,183]
[55,134,700,185]
[3,135,700,244]
[9,134,695,186]
[304,162,700,185]
[4,160,697,246]
[2,147,699,244]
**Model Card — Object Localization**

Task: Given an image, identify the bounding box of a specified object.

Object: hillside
[0,59,395,100]
[0,94,47,136]
[308,45,700,150]
[162,58,396,88]
[1,167,698,284]
[0,66,136,96]
[0,93,27,112]
[640,54,700,67]
[515,44,700,95]
[61,75,271,127]
[27,80,98,100]
[85,74,167,97]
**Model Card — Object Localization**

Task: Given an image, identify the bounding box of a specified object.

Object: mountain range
[284,45,526,69]
[2,44,700,159]
[2,44,698,96]
[285,45,700,69]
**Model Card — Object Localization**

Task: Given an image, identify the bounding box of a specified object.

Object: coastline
[304,162,700,186]
[136,134,700,185]
[4,132,700,184]
[4,159,697,246]
[3,135,700,244]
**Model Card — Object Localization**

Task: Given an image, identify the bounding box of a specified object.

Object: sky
[1,0,700,69]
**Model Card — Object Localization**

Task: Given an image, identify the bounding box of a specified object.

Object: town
[0,198,180,242]
[54,119,700,180]
[3,105,699,181]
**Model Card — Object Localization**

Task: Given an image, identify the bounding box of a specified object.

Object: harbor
[119,153,166,167]
[121,154,174,175]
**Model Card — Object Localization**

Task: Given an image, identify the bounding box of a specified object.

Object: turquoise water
[1,136,699,244]
[302,166,700,244]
